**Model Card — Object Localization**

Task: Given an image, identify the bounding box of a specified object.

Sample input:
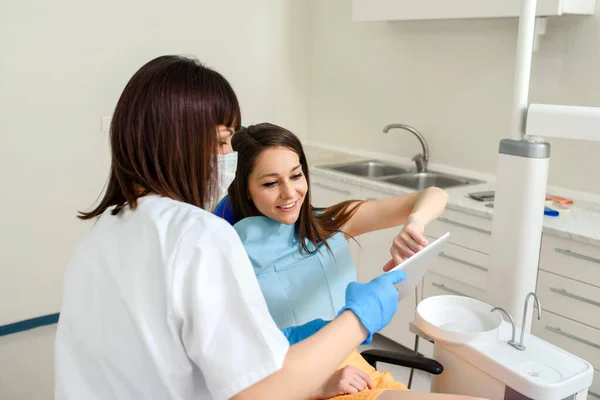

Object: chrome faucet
[490,307,521,350]
[490,292,542,351]
[517,292,542,350]
[382,123,430,173]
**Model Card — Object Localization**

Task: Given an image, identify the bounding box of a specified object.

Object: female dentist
[54,55,407,400]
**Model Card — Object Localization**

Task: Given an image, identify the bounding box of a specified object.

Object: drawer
[426,209,491,254]
[537,270,600,330]
[423,270,486,302]
[310,176,362,207]
[540,234,600,288]
[362,188,406,201]
[532,310,600,371]
[426,236,488,290]
[591,370,600,400]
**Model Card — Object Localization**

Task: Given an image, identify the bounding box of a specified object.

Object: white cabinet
[310,176,362,208]
[422,270,487,301]
[429,240,489,290]
[539,234,600,285]
[353,0,596,21]
[424,208,492,302]
[536,233,600,392]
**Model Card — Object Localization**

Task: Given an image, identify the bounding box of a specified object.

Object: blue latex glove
[281,318,329,345]
[338,270,407,345]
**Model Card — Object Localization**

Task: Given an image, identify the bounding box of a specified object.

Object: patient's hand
[383,217,428,271]
[310,365,374,399]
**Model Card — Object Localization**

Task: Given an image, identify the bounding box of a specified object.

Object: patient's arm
[342,187,448,240]
[341,187,449,270]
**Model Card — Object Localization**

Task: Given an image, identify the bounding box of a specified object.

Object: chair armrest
[360,349,443,375]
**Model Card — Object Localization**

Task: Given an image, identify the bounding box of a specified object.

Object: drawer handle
[550,287,600,307]
[554,248,600,264]
[312,182,352,196]
[431,282,468,297]
[438,217,492,235]
[366,197,378,201]
[545,326,600,350]
[439,252,488,272]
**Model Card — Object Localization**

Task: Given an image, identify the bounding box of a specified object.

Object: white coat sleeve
[171,217,289,400]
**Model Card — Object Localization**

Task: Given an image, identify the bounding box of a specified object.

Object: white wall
[0,0,311,325]
[307,0,600,194]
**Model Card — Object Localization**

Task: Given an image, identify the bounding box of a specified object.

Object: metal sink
[317,160,484,190]
[383,172,479,190]
[322,160,409,178]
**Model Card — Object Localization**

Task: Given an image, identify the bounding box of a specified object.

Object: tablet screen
[388,232,450,301]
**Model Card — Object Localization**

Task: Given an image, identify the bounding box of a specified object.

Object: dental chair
[360,341,443,389]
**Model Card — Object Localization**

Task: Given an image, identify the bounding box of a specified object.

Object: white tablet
[388,232,450,301]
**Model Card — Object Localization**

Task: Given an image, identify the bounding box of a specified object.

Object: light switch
[102,115,112,134]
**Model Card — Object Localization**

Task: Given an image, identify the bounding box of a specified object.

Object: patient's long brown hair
[228,123,365,254]
[79,55,241,219]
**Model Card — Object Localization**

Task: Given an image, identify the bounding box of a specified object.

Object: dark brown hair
[228,123,364,254]
[79,55,241,219]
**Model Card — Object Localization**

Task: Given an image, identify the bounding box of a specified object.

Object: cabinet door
[426,210,492,254]
[426,235,489,291]
[310,175,361,207]
[423,270,487,302]
[537,270,600,331]
[539,234,600,288]
[532,311,600,373]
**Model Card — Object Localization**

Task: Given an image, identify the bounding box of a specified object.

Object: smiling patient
[215,123,485,400]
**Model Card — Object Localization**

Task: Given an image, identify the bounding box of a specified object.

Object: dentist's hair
[228,123,365,255]
[79,55,241,219]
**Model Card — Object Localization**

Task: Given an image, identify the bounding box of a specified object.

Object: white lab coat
[55,195,289,400]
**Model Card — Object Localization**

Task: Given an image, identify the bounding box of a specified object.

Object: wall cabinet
[352,0,596,21]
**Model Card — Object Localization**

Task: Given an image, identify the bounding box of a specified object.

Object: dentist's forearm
[231,311,366,400]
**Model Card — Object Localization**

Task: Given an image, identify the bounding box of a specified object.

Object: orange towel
[328,349,408,400]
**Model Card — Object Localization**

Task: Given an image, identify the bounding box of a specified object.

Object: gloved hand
[281,318,329,345]
[338,270,407,344]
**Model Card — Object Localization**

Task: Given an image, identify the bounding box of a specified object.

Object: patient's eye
[263,181,277,188]
[291,173,304,180]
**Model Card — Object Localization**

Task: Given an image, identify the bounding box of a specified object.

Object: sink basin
[383,172,480,190]
[415,295,503,345]
[322,160,409,178]
[317,159,484,190]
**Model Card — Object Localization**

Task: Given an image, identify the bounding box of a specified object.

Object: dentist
[212,125,238,211]
[54,55,407,400]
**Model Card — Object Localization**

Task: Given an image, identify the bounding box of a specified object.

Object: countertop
[305,143,600,247]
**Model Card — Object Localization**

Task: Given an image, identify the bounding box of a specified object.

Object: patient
[216,123,485,400]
